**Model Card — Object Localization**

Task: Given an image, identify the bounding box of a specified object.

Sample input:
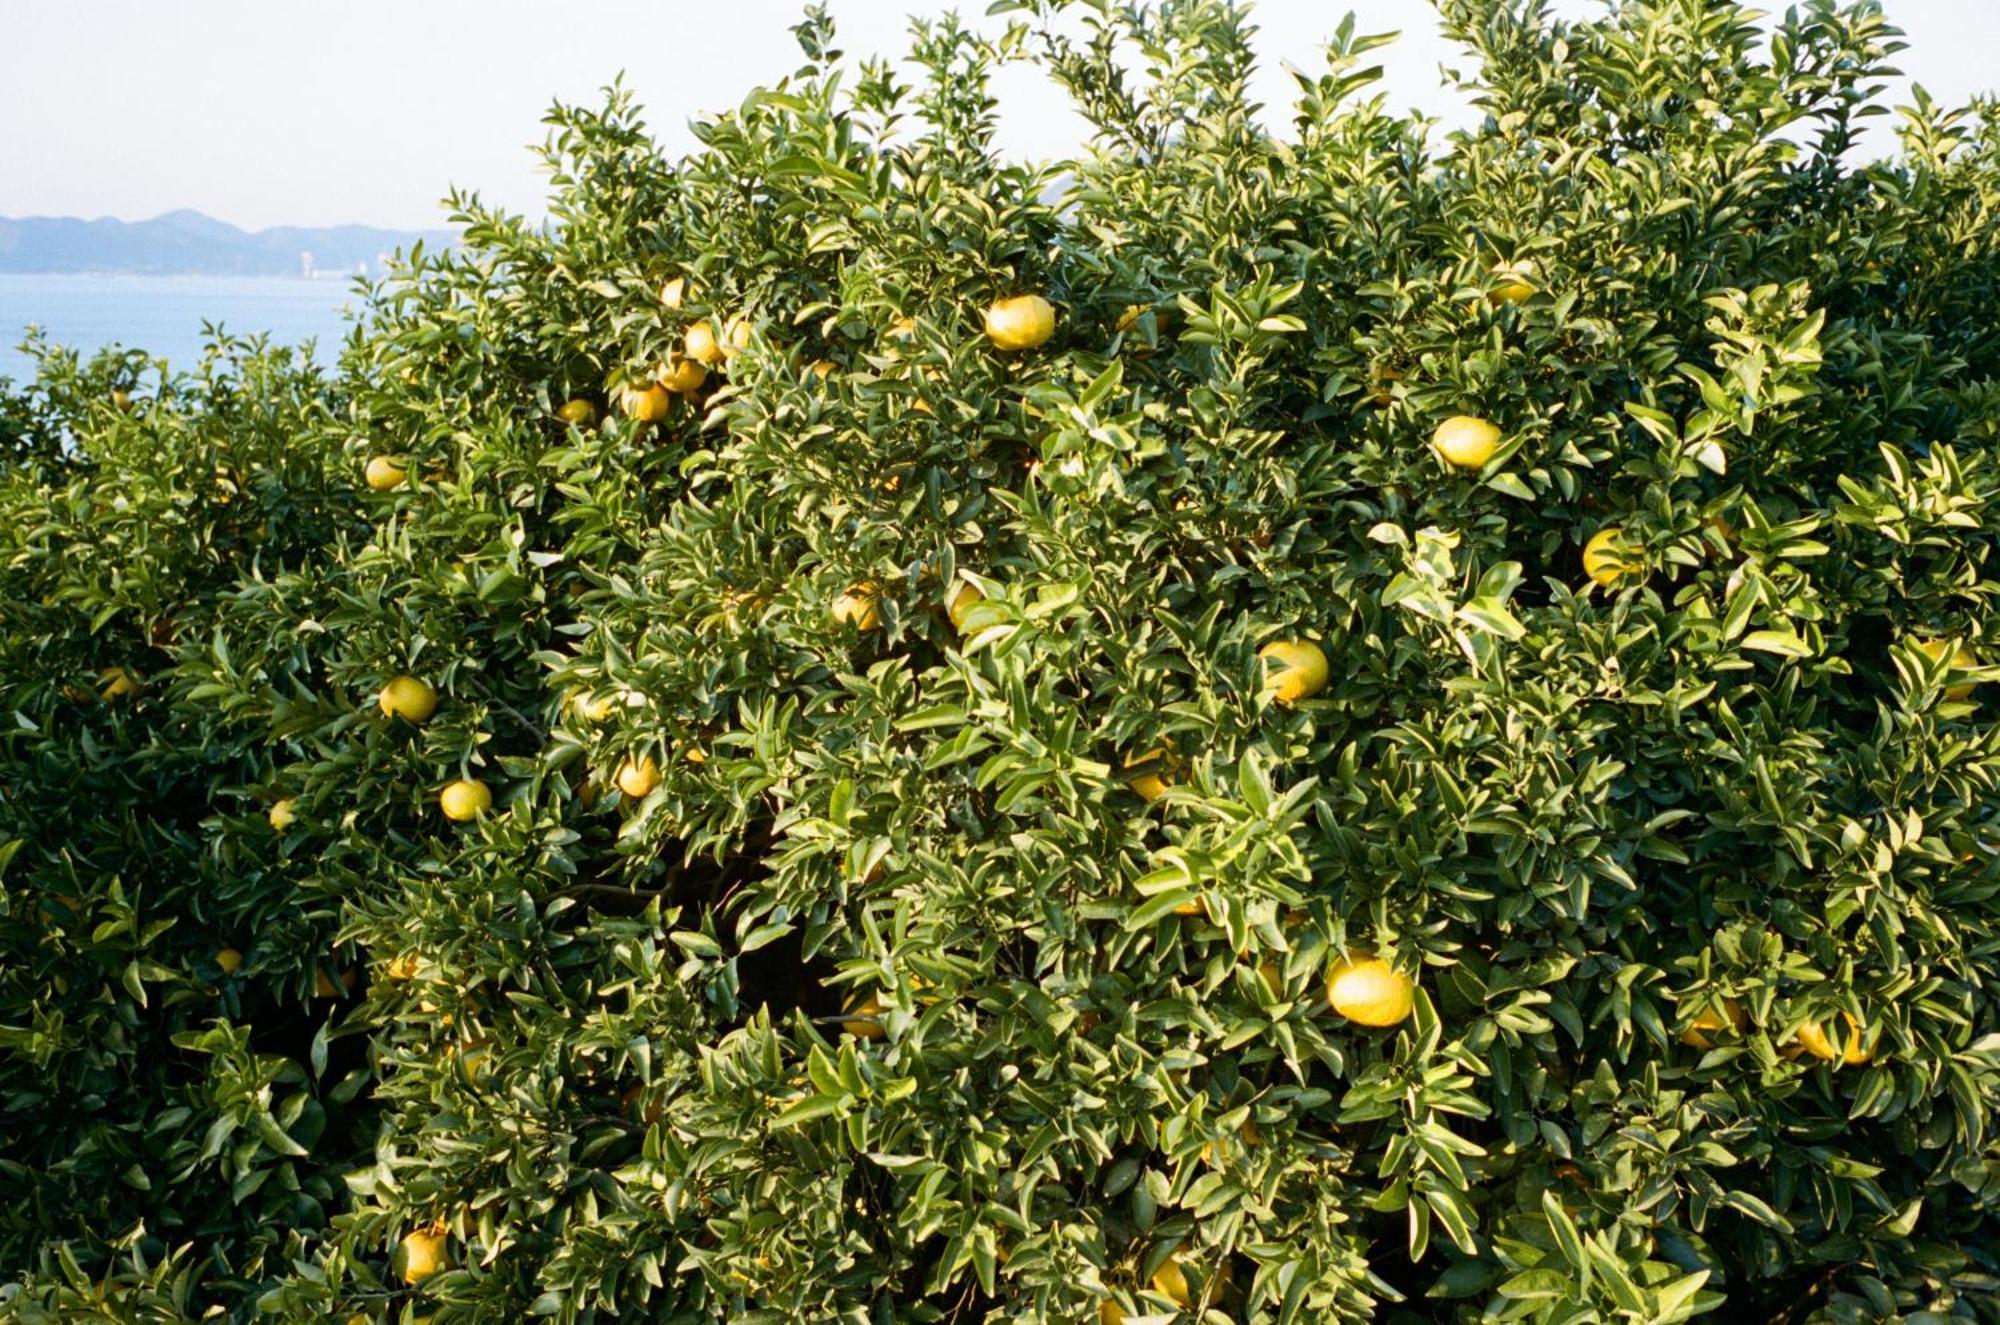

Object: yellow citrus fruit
[1115,303,1145,333]
[1583,527,1645,589]
[1326,954,1416,1027]
[1200,1118,1262,1164]
[621,383,672,423]
[215,946,244,975]
[1679,998,1747,1049]
[1258,961,1283,997]
[111,388,133,412]
[615,756,661,800]
[268,798,297,831]
[399,1228,447,1285]
[364,456,407,491]
[947,582,984,630]
[722,316,753,357]
[570,690,617,723]
[885,316,917,342]
[659,275,686,308]
[1149,1253,1229,1305]
[1914,638,1979,701]
[658,355,707,395]
[98,666,143,700]
[384,952,419,981]
[831,583,882,631]
[1491,259,1536,304]
[1795,1011,1875,1065]
[1431,415,1501,469]
[554,398,596,426]
[439,778,491,822]
[1123,747,1175,802]
[1099,1300,1126,1325]
[1258,639,1329,703]
[454,1042,492,1082]
[378,675,438,723]
[984,295,1056,351]
[808,358,837,379]
[721,589,768,631]
[1369,362,1404,407]
[684,321,724,367]
[313,965,355,998]
[842,994,888,1040]
[1151,1256,1190,1306]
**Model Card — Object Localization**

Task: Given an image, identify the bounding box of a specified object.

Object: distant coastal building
[300,250,373,279]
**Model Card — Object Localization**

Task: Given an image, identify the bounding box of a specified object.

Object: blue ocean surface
[0,273,364,385]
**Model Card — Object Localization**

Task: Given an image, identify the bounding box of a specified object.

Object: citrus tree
[5,1,2000,1322]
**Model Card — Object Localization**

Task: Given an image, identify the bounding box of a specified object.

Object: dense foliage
[5,1,2000,1321]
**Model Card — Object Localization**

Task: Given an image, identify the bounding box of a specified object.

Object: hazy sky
[4,1,1997,232]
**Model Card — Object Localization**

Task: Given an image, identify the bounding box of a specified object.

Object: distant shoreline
[0,209,455,281]
[0,270,370,282]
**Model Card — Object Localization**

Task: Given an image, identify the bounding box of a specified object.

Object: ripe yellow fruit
[1431,415,1501,469]
[364,456,407,490]
[1123,747,1175,802]
[1583,527,1645,589]
[111,388,133,412]
[1679,998,1747,1049]
[621,383,672,423]
[1795,1011,1875,1065]
[1099,1299,1126,1325]
[98,666,143,700]
[721,588,769,631]
[454,1042,492,1082]
[378,675,438,723]
[658,355,707,395]
[268,798,297,831]
[1152,1255,1190,1306]
[1258,961,1282,997]
[885,316,917,343]
[384,952,419,981]
[1149,1253,1230,1306]
[685,321,724,367]
[1258,639,1329,703]
[615,756,661,800]
[1369,362,1404,407]
[1914,638,1979,701]
[554,398,596,426]
[399,1228,447,1285]
[1491,259,1537,304]
[1326,954,1416,1027]
[1200,1118,1262,1165]
[842,993,888,1040]
[313,964,356,998]
[831,583,882,631]
[570,690,617,723]
[439,778,491,822]
[721,316,752,358]
[947,582,984,630]
[984,294,1056,351]
[659,275,686,309]
[215,946,244,975]
[808,358,837,379]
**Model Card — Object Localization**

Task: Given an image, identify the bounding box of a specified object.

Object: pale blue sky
[3,1,1996,232]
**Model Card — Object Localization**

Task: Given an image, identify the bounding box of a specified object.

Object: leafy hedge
[5,1,2000,1321]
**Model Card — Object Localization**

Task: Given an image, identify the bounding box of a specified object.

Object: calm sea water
[0,273,363,384]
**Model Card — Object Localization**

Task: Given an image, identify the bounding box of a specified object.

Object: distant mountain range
[0,209,458,277]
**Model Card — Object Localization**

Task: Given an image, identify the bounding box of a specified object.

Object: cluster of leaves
[4,1,2000,1321]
